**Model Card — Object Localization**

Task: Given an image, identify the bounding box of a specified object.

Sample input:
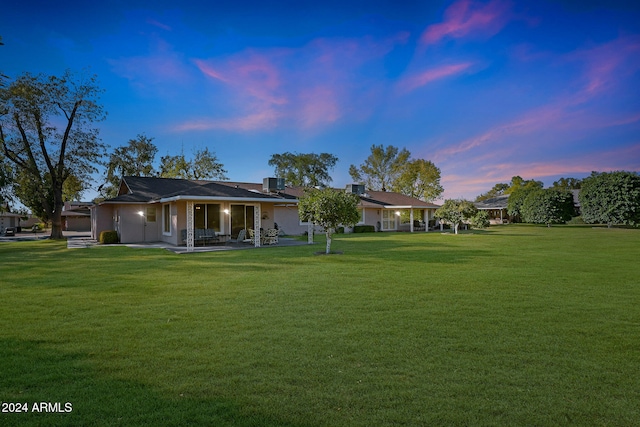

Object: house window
[194,204,221,231]
[382,210,396,230]
[358,209,364,224]
[163,204,171,235]
[146,207,157,222]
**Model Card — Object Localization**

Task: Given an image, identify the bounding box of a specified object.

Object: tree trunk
[49,189,65,239]
[454,223,459,234]
[325,230,332,254]
[49,206,65,239]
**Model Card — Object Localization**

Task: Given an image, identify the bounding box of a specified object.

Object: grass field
[1,225,639,426]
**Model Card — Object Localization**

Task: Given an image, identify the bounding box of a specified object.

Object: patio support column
[253,204,261,247]
[424,209,428,232]
[186,201,194,252]
[410,209,414,233]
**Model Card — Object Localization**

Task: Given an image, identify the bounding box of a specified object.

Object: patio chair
[263,228,279,245]
[231,229,251,243]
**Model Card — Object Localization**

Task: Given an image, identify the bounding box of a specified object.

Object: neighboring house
[222,181,441,235]
[62,201,92,232]
[474,195,510,224]
[91,176,298,249]
[0,210,22,233]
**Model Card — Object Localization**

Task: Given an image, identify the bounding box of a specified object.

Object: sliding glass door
[230,205,255,238]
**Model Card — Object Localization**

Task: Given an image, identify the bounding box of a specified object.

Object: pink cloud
[173,110,281,132]
[439,143,640,200]
[296,86,341,128]
[184,33,406,132]
[109,52,190,86]
[569,35,640,100]
[146,19,172,31]
[399,62,474,92]
[193,60,228,83]
[420,0,512,45]
[433,103,565,161]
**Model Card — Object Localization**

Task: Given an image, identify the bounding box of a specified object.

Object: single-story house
[221,182,441,235]
[61,201,92,232]
[91,176,297,250]
[474,195,510,224]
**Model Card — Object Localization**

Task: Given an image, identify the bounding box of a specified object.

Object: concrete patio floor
[2,230,311,253]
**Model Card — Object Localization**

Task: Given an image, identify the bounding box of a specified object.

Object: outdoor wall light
[137,211,144,217]
[223,209,230,215]
[395,211,401,216]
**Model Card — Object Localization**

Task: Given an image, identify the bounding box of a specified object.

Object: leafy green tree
[12,169,54,221]
[349,145,410,191]
[0,70,106,239]
[434,199,478,234]
[298,188,360,254]
[191,147,227,180]
[103,134,157,198]
[159,153,189,179]
[0,36,8,88]
[62,174,87,201]
[579,171,640,227]
[552,177,582,190]
[391,159,444,202]
[160,147,228,180]
[521,189,576,227]
[268,152,338,187]
[506,178,544,221]
[476,183,509,201]
[0,152,13,211]
[470,210,490,229]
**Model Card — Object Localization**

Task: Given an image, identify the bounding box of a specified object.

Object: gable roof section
[102,176,293,204]
[363,191,441,208]
[474,195,509,210]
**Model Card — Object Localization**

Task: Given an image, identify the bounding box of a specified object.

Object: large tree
[506,177,544,221]
[0,152,12,211]
[103,134,157,198]
[434,199,479,234]
[551,177,582,190]
[160,147,228,180]
[349,144,410,191]
[521,188,576,227]
[579,171,640,227]
[391,159,443,202]
[268,152,338,187]
[298,188,360,254]
[0,70,106,239]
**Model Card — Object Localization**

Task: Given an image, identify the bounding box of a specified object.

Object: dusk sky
[2,0,639,200]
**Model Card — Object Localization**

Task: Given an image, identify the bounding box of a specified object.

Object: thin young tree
[298,188,360,254]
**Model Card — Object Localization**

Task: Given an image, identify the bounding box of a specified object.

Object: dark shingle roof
[474,195,509,209]
[104,176,290,204]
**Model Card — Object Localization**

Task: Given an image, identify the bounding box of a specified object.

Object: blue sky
[2,0,639,200]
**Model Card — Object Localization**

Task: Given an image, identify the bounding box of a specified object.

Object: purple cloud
[420,0,512,45]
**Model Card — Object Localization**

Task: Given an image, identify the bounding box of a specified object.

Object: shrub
[336,226,345,234]
[99,230,119,244]
[567,216,586,225]
[353,225,375,233]
[471,210,490,229]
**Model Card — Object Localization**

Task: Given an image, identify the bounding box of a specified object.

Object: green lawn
[1,226,638,426]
